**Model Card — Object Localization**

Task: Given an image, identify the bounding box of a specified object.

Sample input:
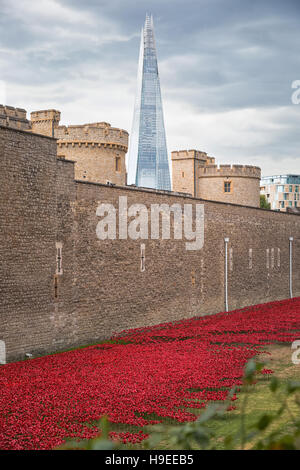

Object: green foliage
[57,359,300,451]
[260,194,271,210]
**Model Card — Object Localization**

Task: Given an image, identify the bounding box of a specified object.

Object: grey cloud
[0,0,299,175]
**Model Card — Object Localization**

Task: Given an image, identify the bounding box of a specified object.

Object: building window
[182,171,185,178]
[289,185,293,192]
[56,242,63,275]
[115,157,121,172]
[224,181,232,193]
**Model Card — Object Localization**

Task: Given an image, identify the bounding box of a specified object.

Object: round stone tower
[171,149,261,207]
[198,164,261,207]
[30,110,128,186]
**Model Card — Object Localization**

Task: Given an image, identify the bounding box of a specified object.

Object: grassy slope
[148,344,300,450]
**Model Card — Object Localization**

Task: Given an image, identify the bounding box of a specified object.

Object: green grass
[153,344,300,450]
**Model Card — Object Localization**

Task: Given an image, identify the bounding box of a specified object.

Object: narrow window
[224,181,231,193]
[266,248,270,269]
[277,248,281,268]
[182,171,185,178]
[0,340,6,365]
[140,244,145,272]
[115,156,121,172]
[249,248,253,269]
[229,248,233,271]
[271,248,275,269]
[56,242,63,275]
[54,275,58,299]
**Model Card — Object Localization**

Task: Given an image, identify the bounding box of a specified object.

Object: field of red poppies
[0,297,300,450]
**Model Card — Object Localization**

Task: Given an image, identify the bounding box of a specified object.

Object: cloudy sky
[0,0,299,176]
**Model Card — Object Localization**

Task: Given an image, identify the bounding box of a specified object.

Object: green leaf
[270,376,279,392]
[256,414,273,431]
[224,435,233,449]
[197,404,218,423]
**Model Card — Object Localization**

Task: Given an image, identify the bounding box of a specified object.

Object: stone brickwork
[72,183,299,347]
[172,149,261,207]
[1,125,299,363]
[55,122,128,185]
[171,150,215,197]
[0,126,58,361]
[30,109,61,137]
[198,164,261,207]
[0,105,31,131]
[30,109,128,185]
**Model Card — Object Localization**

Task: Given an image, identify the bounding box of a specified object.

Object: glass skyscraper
[127,14,171,190]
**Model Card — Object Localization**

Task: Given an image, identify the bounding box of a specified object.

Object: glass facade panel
[127,15,171,190]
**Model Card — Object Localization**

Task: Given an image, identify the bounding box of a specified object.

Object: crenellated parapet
[0,105,31,131]
[198,164,261,179]
[28,109,129,185]
[171,148,261,207]
[171,149,215,165]
[55,123,128,152]
[31,109,61,125]
[30,109,61,137]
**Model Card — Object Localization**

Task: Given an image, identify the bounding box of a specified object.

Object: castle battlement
[172,149,211,161]
[55,123,129,150]
[0,105,31,131]
[198,164,261,179]
[31,109,61,123]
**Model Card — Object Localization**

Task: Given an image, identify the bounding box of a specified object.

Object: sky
[0,0,299,177]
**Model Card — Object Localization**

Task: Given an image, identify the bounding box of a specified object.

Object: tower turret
[30,109,61,137]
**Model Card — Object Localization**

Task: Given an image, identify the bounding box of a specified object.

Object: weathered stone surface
[0,125,299,363]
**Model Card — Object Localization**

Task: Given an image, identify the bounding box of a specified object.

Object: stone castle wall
[0,126,58,360]
[0,105,31,131]
[1,125,299,363]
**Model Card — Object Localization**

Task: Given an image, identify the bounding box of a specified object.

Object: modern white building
[260,174,300,211]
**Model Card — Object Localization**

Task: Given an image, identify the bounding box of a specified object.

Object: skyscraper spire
[127,15,171,190]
